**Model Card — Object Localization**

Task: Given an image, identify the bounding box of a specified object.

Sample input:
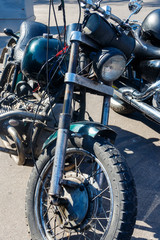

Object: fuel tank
[137,59,160,83]
[21,34,66,86]
[83,13,135,58]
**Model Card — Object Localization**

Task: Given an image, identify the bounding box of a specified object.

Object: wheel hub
[59,172,99,229]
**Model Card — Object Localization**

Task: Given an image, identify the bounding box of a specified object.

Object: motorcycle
[0,20,48,90]
[0,19,67,165]
[110,0,160,124]
[25,0,137,239]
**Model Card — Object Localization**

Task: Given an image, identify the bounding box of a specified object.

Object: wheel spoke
[67,231,72,239]
[46,216,54,226]
[42,202,52,218]
[101,206,109,221]
[77,155,86,168]
[102,196,111,201]
[87,169,103,182]
[90,226,103,238]
[82,232,92,240]
[93,221,97,240]
[96,218,105,232]
[52,230,66,238]
[54,217,56,240]
[74,155,78,175]
[91,186,109,201]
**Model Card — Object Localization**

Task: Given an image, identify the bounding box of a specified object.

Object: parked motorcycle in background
[111,0,160,124]
[0,21,48,90]
[0,19,67,165]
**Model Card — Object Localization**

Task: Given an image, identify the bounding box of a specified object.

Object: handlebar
[81,2,143,35]
[80,0,146,49]
[80,0,147,49]
[80,0,129,29]
[80,0,127,26]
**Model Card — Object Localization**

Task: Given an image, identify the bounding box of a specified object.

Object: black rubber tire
[110,97,135,115]
[0,63,15,89]
[26,136,137,240]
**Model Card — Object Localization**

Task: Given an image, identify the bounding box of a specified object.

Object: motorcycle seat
[14,21,48,62]
[134,27,160,60]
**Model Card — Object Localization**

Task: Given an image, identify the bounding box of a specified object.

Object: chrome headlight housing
[93,48,126,83]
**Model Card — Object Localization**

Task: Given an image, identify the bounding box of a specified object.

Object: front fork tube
[49,41,80,198]
[101,95,111,126]
[96,95,111,187]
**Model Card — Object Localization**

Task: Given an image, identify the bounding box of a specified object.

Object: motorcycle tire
[110,97,135,115]
[0,63,15,88]
[25,136,137,240]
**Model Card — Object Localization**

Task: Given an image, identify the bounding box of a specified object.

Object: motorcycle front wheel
[26,137,137,240]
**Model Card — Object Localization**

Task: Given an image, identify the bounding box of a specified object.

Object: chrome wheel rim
[34,148,114,240]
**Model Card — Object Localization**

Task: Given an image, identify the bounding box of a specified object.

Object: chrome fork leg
[97,95,111,187]
[49,40,80,199]
[101,95,111,126]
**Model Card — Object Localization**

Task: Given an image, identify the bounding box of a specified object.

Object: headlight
[93,48,126,83]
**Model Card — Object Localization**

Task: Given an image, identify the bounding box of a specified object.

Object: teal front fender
[43,121,116,150]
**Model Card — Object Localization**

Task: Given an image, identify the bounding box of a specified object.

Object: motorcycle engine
[1,88,63,128]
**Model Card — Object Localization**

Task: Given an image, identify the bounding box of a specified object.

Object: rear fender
[43,121,116,150]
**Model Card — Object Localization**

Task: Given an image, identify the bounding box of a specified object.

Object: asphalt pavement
[0,1,160,239]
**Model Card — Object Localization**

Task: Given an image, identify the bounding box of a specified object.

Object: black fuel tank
[138,59,160,83]
[83,13,135,57]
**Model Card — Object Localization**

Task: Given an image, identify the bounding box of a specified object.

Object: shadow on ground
[109,111,160,240]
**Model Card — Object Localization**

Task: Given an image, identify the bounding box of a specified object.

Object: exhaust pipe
[0,109,52,165]
[7,126,25,165]
[113,84,160,124]
[121,80,160,101]
[0,126,25,165]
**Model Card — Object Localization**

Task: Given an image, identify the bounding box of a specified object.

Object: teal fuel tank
[21,34,67,86]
